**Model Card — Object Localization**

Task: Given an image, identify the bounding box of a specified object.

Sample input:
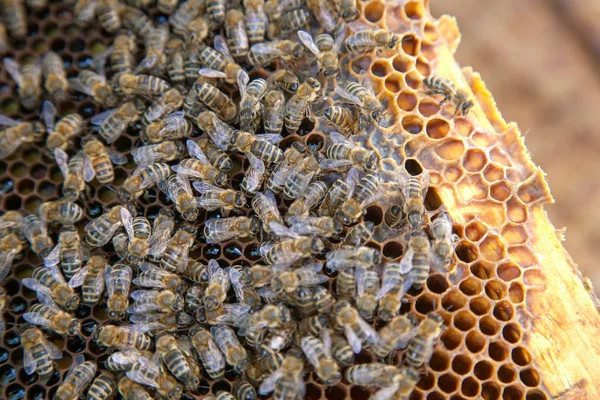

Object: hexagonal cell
[397,90,418,111]
[435,138,465,160]
[427,274,449,294]
[444,166,463,182]
[455,242,478,263]
[501,224,528,246]
[417,371,436,391]
[488,342,508,362]
[507,197,528,223]
[470,261,493,280]
[462,149,487,172]
[508,282,525,304]
[460,376,480,398]
[325,384,347,400]
[502,323,522,344]
[442,290,467,312]
[371,60,390,77]
[503,386,524,400]
[429,351,450,372]
[384,73,404,92]
[464,221,487,242]
[382,241,402,260]
[459,277,482,296]
[415,293,437,315]
[453,310,476,331]
[469,296,491,316]
[437,373,459,394]
[490,181,511,202]
[402,115,423,134]
[526,389,549,400]
[426,118,450,139]
[457,175,489,201]
[479,316,500,336]
[493,301,514,322]
[305,382,322,400]
[441,328,463,351]
[508,246,537,269]
[465,331,486,354]
[483,163,504,182]
[474,360,494,381]
[364,1,385,22]
[479,235,505,262]
[498,364,517,384]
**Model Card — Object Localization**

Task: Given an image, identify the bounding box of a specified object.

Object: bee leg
[452,104,461,118]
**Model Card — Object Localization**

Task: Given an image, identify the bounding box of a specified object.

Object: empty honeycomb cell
[441,328,463,351]
[424,187,443,211]
[397,90,418,111]
[501,225,528,246]
[404,1,424,19]
[442,290,467,311]
[382,241,402,259]
[471,131,496,147]
[364,205,384,226]
[404,71,421,89]
[498,364,517,384]
[426,118,450,139]
[492,301,514,322]
[462,149,487,173]
[392,54,413,73]
[24,196,42,213]
[479,235,504,262]
[427,274,449,294]
[306,133,324,152]
[401,115,423,134]
[506,198,528,223]
[443,166,463,182]
[508,282,525,304]
[465,221,487,242]
[426,392,445,400]
[465,331,486,354]
[479,316,500,336]
[29,163,47,179]
[480,382,501,400]
[418,99,440,118]
[435,138,465,160]
[16,179,34,195]
[364,1,384,22]
[350,385,371,400]
[370,60,390,77]
[9,162,27,178]
[305,383,322,400]
[484,281,506,301]
[469,296,491,315]
[424,21,437,41]
[212,380,231,394]
[401,35,419,56]
[455,242,478,263]
[437,373,459,394]
[526,389,549,400]
[489,181,511,202]
[453,310,476,331]
[384,73,404,92]
[472,360,494,382]
[429,351,450,372]
[415,58,430,78]
[483,164,504,183]
[459,277,482,296]
[416,371,436,391]
[508,246,536,269]
[451,354,472,376]
[50,38,66,52]
[404,158,423,176]
[97,186,116,203]
[502,323,522,344]
[326,384,347,400]
[488,342,508,362]
[415,293,437,314]
[503,386,524,400]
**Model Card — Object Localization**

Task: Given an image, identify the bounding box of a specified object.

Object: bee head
[68,320,81,336]
[311,238,324,253]
[66,294,80,310]
[332,218,344,234]
[181,223,198,236]
[235,192,246,207]
[250,217,262,234]
[215,172,228,187]
[388,34,400,48]
[461,100,474,116]
[366,152,380,172]
[292,44,302,58]
[323,107,332,119]
[117,188,132,202]
[371,248,381,265]
[183,208,199,222]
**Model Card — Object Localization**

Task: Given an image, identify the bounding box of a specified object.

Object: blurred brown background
[430,0,600,292]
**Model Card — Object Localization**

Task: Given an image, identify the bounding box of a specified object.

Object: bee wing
[319,158,353,170]
[120,207,135,241]
[256,286,278,300]
[329,131,355,147]
[297,30,321,58]
[362,79,375,96]
[237,69,249,93]
[106,265,132,297]
[105,148,127,165]
[255,133,283,145]
[214,35,234,60]
[206,259,224,280]
[90,108,117,126]
[199,68,228,78]
[395,325,419,350]
[216,303,251,325]
[134,54,159,74]
[348,20,371,32]
[0,249,16,280]
[176,174,194,196]
[268,221,301,239]
[3,58,22,85]
[334,23,347,52]
[206,116,233,151]
[344,325,362,354]
[320,328,333,358]
[246,153,265,175]
[68,77,94,96]
[356,267,367,296]
[23,347,37,375]
[44,339,63,360]
[297,269,329,286]
[301,337,322,367]
[66,354,85,377]
[0,114,19,127]
[371,384,400,400]
[126,361,161,389]
[112,233,129,259]
[398,247,414,274]
[258,369,283,395]
[41,100,56,131]
[185,139,211,165]
[22,278,42,292]
[334,86,363,107]
[53,148,69,178]
[250,42,283,56]
[419,172,431,199]
[82,152,96,181]
[45,263,67,285]
[68,264,90,288]
[192,180,222,194]
[357,315,379,342]
[243,167,263,192]
[22,312,54,330]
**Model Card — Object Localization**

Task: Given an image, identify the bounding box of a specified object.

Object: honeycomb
[1,0,599,398]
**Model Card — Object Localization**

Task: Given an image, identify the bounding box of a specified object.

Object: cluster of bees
[0,0,477,398]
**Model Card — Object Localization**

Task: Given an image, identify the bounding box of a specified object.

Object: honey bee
[331,333,354,366]
[336,0,358,21]
[207,0,226,26]
[228,268,262,310]
[312,286,335,314]
[345,21,400,53]
[140,88,184,127]
[3,58,42,109]
[263,89,285,134]
[164,38,185,85]
[267,263,328,297]
[85,205,128,247]
[1,0,27,37]
[118,376,153,400]
[258,353,305,400]
[204,216,261,243]
[118,209,150,264]
[21,327,62,383]
[126,355,183,399]
[301,330,341,386]
[261,234,324,268]
[158,174,199,221]
[335,80,384,126]
[132,262,181,292]
[240,264,273,289]
[430,212,455,271]
[356,268,379,320]
[23,265,80,310]
[346,364,418,400]
[118,162,172,202]
[298,26,346,78]
[238,71,267,133]
[398,173,429,229]
[244,0,268,44]
[283,153,324,200]
[279,3,311,35]
[323,105,359,135]
[262,322,296,354]
[287,181,328,218]
[121,6,154,38]
[247,348,283,383]
[319,168,358,217]
[54,148,92,200]
[70,70,118,107]
[423,75,474,118]
[56,355,97,400]
[212,324,249,372]
[129,289,184,314]
[193,180,246,212]
[135,24,169,74]
[307,0,340,32]
[44,225,89,279]
[41,51,69,103]
[195,137,232,172]
[0,114,46,159]
[67,254,107,305]
[336,268,355,299]
[82,136,127,183]
[95,324,152,351]
[118,73,171,97]
[338,173,381,225]
[105,262,133,319]
[234,380,257,400]
[156,223,196,273]
[248,40,302,66]
[322,132,380,173]
[266,69,300,94]
[130,311,193,335]
[371,314,418,358]
[110,34,137,84]
[96,0,122,32]
[40,101,85,152]
[344,221,375,247]
[91,100,145,144]
[326,245,381,270]
[194,81,237,122]
[191,327,226,380]
[201,259,229,310]
[23,214,54,258]
[132,141,186,166]
[179,260,207,284]
[406,313,444,367]
[198,36,243,85]
[401,229,431,290]
[73,0,97,27]
[291,286,316,316]
[377,262,412,322]
[143,112,193,144]
[186,16,210,43]
[225,9,249,60]
[88,370,117,400]
[23,303,81,336]
[39,199,83,225]
[267,142,307,193]
[156,334,198,389]
[284,77,321,133]
[288,216,343,239]
[169,0,203,35]
[334,300,379,353]
[241,164,266,198]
